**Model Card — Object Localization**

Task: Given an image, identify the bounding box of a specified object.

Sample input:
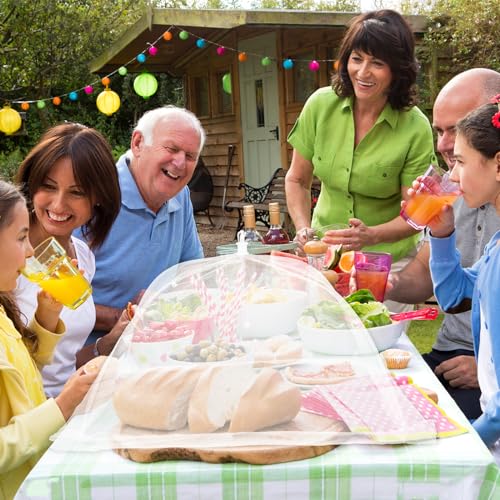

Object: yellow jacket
[0,306,65,500]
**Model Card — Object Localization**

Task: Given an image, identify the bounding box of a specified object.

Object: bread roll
[188,364,255,433]
[113,366,202,431]
[229,368,301,432]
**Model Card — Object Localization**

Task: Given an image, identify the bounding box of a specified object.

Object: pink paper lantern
[84,85,94,95]
[309,60,320,72]
[216,46,226,56]
[148,46,158,56]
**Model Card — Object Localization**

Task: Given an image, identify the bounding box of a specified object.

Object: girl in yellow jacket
[0,180,99,499]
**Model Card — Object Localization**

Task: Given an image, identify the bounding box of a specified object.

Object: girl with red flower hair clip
[427,100,500,463]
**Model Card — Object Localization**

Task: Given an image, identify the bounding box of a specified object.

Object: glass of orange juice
[354,251,392,302]
[400,164,461,230]
[22,237,92,310]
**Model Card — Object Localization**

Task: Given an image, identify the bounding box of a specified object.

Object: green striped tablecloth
[16,335,500,500]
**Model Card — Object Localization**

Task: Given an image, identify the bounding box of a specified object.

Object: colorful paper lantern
[101,76,111,86]
[261,57,271,67]
[118,66,128,76]
[20,102,30,111]
[179,31,189,40]
[96,88,121,116]
[222,73,232,95]
[148,46,158,56]
[84,85,94,95]
[136,53,146,63]
[283,59,294,70]
[133,73,158,99]
[309,60,320,72]
[238,52,247,63]
[216,46,225,56]
[196,39,206,49]
[68,92,78,102]
[0,105,22,135]
[52,96,62,106]
[334,60,339,71]
[36,100,46,109]
[163,31,173,41]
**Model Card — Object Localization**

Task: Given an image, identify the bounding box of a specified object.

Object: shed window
[215,71,233,115]
[294,52,317,103]
[193,75,209,117]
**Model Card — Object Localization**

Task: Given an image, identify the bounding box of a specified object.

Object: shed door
[238,32,281,187]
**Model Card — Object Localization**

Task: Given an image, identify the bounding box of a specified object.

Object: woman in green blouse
[286,9,436,267]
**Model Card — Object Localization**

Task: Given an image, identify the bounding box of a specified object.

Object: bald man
[386,68,500,419]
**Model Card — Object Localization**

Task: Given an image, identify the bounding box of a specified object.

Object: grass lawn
[406,313,444,354]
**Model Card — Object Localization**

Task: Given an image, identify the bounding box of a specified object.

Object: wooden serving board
[115,443,335,465]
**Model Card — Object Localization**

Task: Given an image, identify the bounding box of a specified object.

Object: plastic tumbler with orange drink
[22,237,92,310]
[400,164,461,230]
[354,251,392,302]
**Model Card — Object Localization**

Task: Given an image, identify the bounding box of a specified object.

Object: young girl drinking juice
[0,180,98,498]
[427,97,500,461]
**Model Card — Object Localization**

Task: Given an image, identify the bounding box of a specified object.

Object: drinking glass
[400,164,461,230]
[354,251,392,302]
[22,237,92,310]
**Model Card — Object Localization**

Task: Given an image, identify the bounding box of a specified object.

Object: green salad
[301,289,392,329]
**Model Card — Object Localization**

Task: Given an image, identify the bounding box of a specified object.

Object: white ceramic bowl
[298,317,405,355]
[237,289,308,339]
[129,331,194,366]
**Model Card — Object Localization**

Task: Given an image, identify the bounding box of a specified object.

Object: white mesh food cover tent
[52,253,436,451]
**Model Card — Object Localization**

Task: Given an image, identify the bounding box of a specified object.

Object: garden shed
[91,8,431,227]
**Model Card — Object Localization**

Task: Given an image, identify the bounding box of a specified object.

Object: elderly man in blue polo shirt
[78,106,205,352]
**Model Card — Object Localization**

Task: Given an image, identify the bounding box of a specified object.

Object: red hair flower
[492,111,500,129]
[490,94,500,104]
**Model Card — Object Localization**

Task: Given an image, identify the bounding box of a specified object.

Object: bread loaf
[229,368,301,432]
[113,366,202,431]
[188,364,255,433]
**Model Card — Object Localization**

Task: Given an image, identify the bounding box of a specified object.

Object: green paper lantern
[261,56,271,67]
[179,30,189,41]
[36,100,46,109]
[0,105,22,135]
[133,73,158,99]
[118,66,128,76]
[222,73,232,95]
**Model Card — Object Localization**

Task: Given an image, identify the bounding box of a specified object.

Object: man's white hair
[134,105,206,154]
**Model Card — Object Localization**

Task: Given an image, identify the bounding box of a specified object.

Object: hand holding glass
[400,164,461,230]
[22,237,92,310]
[354,251,392,302]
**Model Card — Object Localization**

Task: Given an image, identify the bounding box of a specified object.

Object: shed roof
[90,8,428,75]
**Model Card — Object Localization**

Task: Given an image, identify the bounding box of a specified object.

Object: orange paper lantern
[0,105,22,135]
[20,102,30,111]
[101,76,111,87]
[52,96,62,106]
[238,52,247,62]
[163,31,173,41]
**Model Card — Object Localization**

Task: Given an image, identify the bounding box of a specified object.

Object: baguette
[229,368,301,432]
[188,364,255,433]
[113,366,202,431]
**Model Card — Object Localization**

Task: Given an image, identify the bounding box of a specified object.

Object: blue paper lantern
[196,39,206,49]
[136,53,146,63]
[68,92,78,101]
[283,59,294,70]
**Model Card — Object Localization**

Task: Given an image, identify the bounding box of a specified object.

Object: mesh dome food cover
[52,253,436,452]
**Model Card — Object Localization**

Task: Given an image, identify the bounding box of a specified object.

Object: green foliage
[423,0,500,75]
[0,1,183,166]
[407,313,443,354]
[0,148,23,181]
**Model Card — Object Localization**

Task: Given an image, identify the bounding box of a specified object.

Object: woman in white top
[14,123,125,397]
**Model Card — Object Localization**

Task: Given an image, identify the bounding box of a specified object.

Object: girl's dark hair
[0,180,38,353]
[456,103,500,159]
[332,9,418,110]
[15,123,121,249]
